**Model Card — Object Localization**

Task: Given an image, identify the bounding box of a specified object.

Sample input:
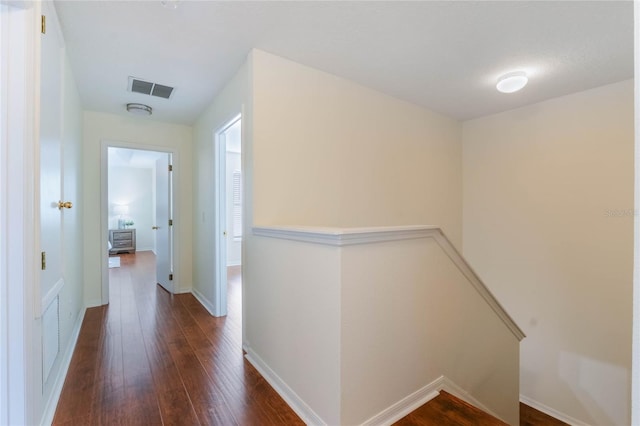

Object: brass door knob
[152,226,159,230]
[57,201,73,210]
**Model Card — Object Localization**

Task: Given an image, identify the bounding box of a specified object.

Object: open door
[154,153,173,293]
[39,0,65,384]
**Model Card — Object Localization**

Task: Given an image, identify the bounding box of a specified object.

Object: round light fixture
[496,71,528,93]
[126,103,152,116]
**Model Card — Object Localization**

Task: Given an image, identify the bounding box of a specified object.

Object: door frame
[213,113,241,317]
[100,140,180,303]
[0,2,39,424]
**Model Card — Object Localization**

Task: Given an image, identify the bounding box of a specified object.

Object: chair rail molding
[253,225,525,341]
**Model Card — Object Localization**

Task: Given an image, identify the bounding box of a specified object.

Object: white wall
[192,60,249,309]
[83,111,193,304]
[463,80,634,425]
[108,166,155,251]
[251,50,463,247]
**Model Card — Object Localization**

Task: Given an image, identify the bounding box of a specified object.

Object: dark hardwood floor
[394,391,508,426]
[54,251,568,426]
[394,391,568,425]
[53,252,303,426]
[520,402,569,426]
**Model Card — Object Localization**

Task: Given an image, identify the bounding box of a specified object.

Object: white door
[40,3,63,299]
[155,154,173,293]
[39,1,64,382]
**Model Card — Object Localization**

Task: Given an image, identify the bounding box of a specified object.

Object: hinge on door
[169,219,173,226]
[169,274,173,281]
[41,15,46,34]
[168,164,173,172]
[41,252,46,270]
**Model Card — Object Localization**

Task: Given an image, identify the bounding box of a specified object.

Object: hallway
[53,252,564,425]
[53,252,303,425]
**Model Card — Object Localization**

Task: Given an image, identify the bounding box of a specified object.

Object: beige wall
[252,50,463,247]
[463,80,633,425]
[246,235,342,425]
[246,227,520,425]
[245,50,520,424]
[341,235,519,425]
[83,111,193,305]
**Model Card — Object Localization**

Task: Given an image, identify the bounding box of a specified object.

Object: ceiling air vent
[128,77,175,99]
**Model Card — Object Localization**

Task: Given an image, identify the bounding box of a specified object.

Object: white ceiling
[54,1,633,125]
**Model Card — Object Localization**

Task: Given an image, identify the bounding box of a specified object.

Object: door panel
[40,2,63,305]
[155,154,172,293]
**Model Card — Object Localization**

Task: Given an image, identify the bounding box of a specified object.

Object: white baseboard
[520,394,591,426]
[236,350,516,426]
[441,377,503,421]
[40,307,86,426]
[244,346,326,426]
[360,375,506,425]
[360,376,442,425]
[191,287,216,316]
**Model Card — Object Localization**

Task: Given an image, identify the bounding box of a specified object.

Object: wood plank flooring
[520,402,569,426]
[54,251,568,426]
[394,391,568,425]
[394,391,508,426]
[53,252,304,426]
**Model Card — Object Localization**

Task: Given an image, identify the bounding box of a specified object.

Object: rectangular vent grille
[152,84,174,99]
[128,77,175,99]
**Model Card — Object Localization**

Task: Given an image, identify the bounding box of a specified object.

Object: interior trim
[253,225,525,341]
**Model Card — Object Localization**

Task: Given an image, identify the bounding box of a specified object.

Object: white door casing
[0,3,40,424]
[213,114,241,317]
[100,141,179,304]
[155,153,173,293]
[214,128,227,316]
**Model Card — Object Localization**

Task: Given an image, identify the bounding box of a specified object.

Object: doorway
[102,142,177,303]
[214,114,242,317]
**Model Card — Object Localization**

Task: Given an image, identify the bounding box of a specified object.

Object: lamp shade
[113,205,129,216]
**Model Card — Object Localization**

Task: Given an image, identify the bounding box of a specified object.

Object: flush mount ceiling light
[496,71,528,94]
[126,103,152,116]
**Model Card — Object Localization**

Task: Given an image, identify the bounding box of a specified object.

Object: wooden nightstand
[109,229,136,254]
